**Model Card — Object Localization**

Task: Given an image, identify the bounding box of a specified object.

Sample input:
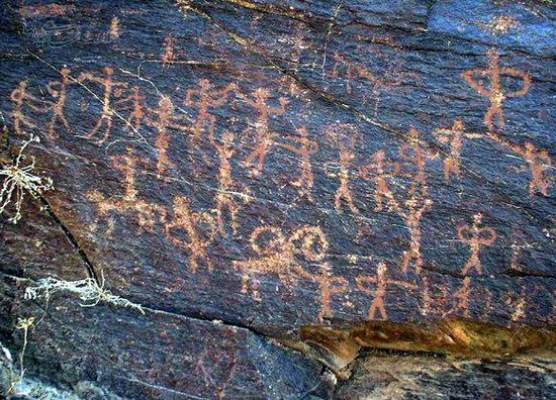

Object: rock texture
[0,0,554,398]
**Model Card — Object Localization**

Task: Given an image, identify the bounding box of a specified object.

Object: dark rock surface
[0,0,554,398]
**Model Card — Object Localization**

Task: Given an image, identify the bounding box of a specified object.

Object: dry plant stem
[11,317,35,394]
[0,134,53,224]
[25,272,145,314]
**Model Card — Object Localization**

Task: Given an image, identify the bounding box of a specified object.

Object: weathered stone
[336,351,556,400]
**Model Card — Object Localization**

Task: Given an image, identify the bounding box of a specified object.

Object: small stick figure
[462,48,532,131]
[10,81,49,136]
[356,262,416,320]
[78,66,129,144]
[240,88,288,176]
[445,277,472,318]
[488,132,552,196]
[161,34,176,66]
[185,79,236,143]
[144,96,189,179]
[194,336,238,400]
[457,213,496,276]
[330,52,358,94]
[398,127,436,193]
[296,262,348,323]
[46,67,73,139]
[433,118,482,181]
[275,127,319,201]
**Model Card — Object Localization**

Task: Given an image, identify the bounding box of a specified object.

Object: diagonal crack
[35,193,100,283]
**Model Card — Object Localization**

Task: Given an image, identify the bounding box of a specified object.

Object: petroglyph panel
[1,0,554,330]
[0,1,555,396]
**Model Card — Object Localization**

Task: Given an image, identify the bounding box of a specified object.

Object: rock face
[0,0,554,398]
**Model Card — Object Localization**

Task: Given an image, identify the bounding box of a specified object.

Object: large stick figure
[462,48,531,131]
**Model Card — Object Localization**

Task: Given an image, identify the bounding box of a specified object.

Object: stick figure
[111,146,138,202]
[356,262,416,320]
[165,195,216,273]
[324,123,359,214]
[330,52,358,94]
[10,81,49,136]
[462,48,531,131]
[240,88,288,176]
[330,50,416,117]
[211,130,250,236]
[194,336,238,400]
[433,119,482,180]
[488,132,552,196]
[161,34,176,66]
[185,79,236,143]
[457,213,496,276]
[446,277,471,318]
[399,127,436,193]
[144,96,189,178]
[46,67,73,139]
[115,85,146,134]
[359,149,400,212]
[296,262,348,323]
[78,66,129,144]
[399,198,433,275]
[395,128,436,274]
[275,127,319,201]
[86,147,166,235]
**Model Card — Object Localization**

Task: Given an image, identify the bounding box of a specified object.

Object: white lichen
[0,134,53,224]
[24,271,144,314]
